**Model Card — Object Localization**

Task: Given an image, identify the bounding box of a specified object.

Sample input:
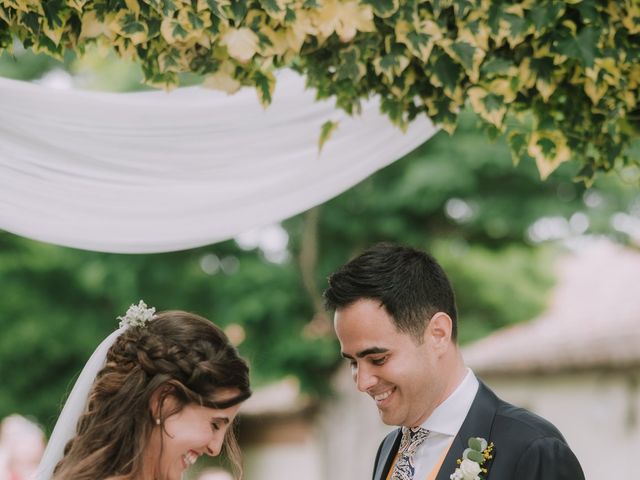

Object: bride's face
[146,391,243,480]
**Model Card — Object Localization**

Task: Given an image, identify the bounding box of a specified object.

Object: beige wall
[477,369,640,480]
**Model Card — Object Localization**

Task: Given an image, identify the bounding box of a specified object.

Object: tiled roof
[462,239,640,375]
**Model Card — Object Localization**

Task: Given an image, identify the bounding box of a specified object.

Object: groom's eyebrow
[341,347,389,359]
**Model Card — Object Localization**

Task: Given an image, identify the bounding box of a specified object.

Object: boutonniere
[449,437,494,480]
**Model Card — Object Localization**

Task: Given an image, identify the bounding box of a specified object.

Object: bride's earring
[155,418,161,425]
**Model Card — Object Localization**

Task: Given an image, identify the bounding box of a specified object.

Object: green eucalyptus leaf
[467,449,485,463]
[468,436,488,452]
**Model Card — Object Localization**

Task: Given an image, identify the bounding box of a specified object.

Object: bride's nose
[206,435,224,456]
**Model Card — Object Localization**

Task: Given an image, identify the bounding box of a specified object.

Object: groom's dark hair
[323,242,458,341]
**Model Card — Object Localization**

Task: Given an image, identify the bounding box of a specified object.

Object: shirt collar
[420,368,479,436]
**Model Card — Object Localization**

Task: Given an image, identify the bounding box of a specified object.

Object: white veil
[34,327,125,480]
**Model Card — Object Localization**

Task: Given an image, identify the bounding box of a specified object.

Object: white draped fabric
[0,70,436,253]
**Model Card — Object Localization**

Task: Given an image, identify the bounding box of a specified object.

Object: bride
[35,301,251,480]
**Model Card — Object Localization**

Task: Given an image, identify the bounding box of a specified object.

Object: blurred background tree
[1,47,639,432]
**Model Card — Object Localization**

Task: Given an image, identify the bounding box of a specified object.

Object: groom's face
[335,298,448,428]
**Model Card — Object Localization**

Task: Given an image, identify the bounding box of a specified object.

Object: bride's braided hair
[53,311,251,480]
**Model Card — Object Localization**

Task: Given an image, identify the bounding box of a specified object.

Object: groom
[324,243,584,480]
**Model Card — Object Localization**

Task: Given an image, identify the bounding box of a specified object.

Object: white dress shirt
[411,368,479,480]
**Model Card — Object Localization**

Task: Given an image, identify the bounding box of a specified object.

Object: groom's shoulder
[487,393,584,478]
[493,396,566,443]
[477,381,566,443]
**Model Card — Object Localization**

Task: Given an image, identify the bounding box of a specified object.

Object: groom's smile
[373,387,395,404]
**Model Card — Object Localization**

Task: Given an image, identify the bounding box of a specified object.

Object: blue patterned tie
[390,427,430,480]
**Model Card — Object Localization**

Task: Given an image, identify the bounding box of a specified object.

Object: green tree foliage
[1,0,638,179]
[0,238,338,430]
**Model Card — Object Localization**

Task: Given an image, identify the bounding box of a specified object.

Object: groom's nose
[355,364,377,392]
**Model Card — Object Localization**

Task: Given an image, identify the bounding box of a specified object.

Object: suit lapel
[435,382,499,480]
[374,428,402,480]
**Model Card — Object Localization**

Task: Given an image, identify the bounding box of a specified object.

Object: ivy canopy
[0,0,639,181]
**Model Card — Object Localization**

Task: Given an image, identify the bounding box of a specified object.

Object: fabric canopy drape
[0,70,437,254]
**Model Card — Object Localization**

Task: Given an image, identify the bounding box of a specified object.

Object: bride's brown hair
[53,311,251,480]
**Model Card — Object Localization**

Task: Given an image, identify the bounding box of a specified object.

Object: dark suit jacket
[372,381,585,480]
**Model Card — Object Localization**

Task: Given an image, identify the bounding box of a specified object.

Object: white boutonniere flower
[450,437,494,480]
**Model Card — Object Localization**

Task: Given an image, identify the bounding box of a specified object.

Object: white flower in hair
[117,300,157,329]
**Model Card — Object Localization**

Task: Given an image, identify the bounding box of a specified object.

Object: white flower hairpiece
[117,300,157,329]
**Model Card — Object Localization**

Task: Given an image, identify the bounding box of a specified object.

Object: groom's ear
[424,312,453,353]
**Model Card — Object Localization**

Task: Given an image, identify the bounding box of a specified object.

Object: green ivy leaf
[120,13,147,37]
[258,0,281,15]
[149,0,178,16]
[187,10,205,30]
[484,92,504,112]
[449,41,476,73]
[42,0,66,29]
[33,35,64,57]
[254,70,275,106]
[557,26,600,67]
[427,95,458,133]
[503,13,527,43]
[158,47,181,72]
[528,2,564,31]
[529,57,554,83]
[228,0,248,23]
[205,0,226,19]
[451,0,473,18]
[380,96,407,128]
[337,47,365,82]
[318,120,339,152]
[481,58,514,76]
[283,7,296,23]
[574,0,598,24]
[20,11,41,35]
[362,0,399,18]
[537,137,556,157]
[431,51,461,93]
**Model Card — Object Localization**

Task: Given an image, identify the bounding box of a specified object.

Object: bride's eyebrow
[211,416,230,424]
